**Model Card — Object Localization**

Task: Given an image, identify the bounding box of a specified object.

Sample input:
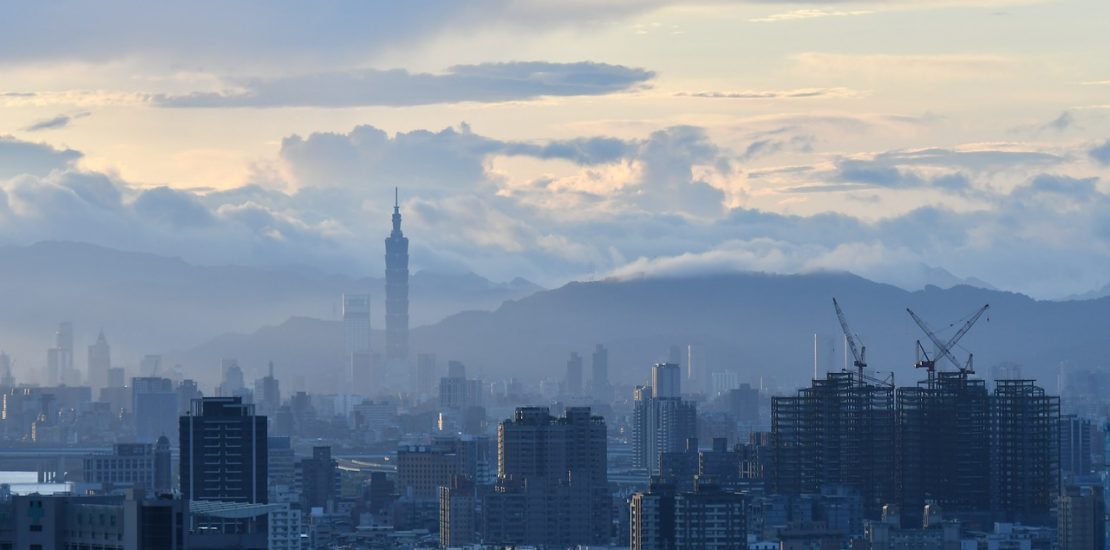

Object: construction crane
[832,298,867,384]
[906,304,990,381]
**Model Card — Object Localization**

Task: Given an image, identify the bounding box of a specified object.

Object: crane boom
[906,304,990,374]
[832,298,866,379]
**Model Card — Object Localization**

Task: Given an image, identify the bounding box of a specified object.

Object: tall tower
[385,188,410,365]
[87,330,111,391]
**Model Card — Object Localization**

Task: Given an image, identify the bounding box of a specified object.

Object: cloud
[0,135,82,178]
[749,9,874,23]
[1090,141,1110,165]
[154,62,654,108]
[23,112,90,132]
[677,87,860,100]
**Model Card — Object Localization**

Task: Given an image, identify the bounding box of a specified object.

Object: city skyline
[1,2,1109,298]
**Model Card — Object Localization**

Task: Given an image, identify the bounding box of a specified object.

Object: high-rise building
[439,475,476,548]
[772,370,896,521]
[132,377,179,443]
[630,480,676,550]
[87,330,111,391]
[990,379,1059,525]
[154,435,172,493]
[342,293,372,394]
[47,321,76,386]
[897,372,990,526]
[674,479,746,549]
[175,379,202,415]
[1058,485,1105,550]
[633,364,697,476]
[0,350,13,387]
[217,358,246,397]
[180,396,268,503]
[254,362,281,415]
[686,344,706,395]
[1060,414,1093,482]
[564,351,583,396]
[591,344,611,401]
[385,188,409,366]
[416,353,437,397]
[482,407,609,546]
[83,442,160,490]
[298,446,339,512]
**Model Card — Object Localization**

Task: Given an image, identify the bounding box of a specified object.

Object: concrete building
[564,351,583,396]
[180,396,268,504]
[482,407,610,547]
[633,363,698,476]
[1059,414,1093,482]
[298,446,340,513]
[1058,485,1104,550]
[673,479,746,549]
[83,441,171,492]
[591,344,611,402]
[630,480,676,550]
[438,475,476,548]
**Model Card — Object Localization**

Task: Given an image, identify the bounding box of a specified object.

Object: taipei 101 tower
[385,188,409,366]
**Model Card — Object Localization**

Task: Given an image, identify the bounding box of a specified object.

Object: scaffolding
[772,371,896,519]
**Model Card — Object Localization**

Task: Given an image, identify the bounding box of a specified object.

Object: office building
[342,293,372,395]
[439,475,476,548]
[634,364,698,476]
[254,362,281,415]
[591,344,611,401]
[564,351,583,395]
[46,321,76,386]
[439,362,482,411]
[175,379,202,415]
[298,446,340,512]
[132,377,178,443]
[83,442,171,491]
[0,351,13,387]
[630,480,676,550]
[385,188,409,366]
[180,396,268,503]
[1060,414,1093,481]
[139,354,162,377]
[482,407,609,547]
[673,479,746,549]
[87,330,111,391]
[416,352,437,397]
[1058,485,1105,550]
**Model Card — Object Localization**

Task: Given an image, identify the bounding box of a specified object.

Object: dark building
[726,383,760,424]
[180,396,268,503]
[897,372,991,527]
[772,370,896,520]
[990,379,1059,525]
[132,377,178,443]
[1059,414,1093,482]
[385,188,409,365]
[481,407,609,547]
[439,475,477,548]
[1058,484,1105,550]
[298,446,339,512]
[630,479,676,550]
[673,479,746,549]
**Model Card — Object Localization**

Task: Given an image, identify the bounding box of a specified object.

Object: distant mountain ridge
[0,240,540,377]
[174,271,1110,393]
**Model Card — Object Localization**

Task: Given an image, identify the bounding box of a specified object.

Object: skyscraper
[47,321,76,386]
[564,351,583,396]
[342,293,372,394]
[385,188,409,366]
[87,330,111,391]
[591,344,611,401]
[180,396,268,503]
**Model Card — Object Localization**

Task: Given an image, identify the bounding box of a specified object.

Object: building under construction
[990,379,1059,526]
[896,371,991,528]
[771,370,897,520]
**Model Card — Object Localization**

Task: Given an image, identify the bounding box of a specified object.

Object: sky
[1,0,1109,299]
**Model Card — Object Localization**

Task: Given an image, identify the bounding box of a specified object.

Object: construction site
[772,299,1060,529]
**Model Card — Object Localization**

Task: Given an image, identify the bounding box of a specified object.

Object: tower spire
[394,186,399,209]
